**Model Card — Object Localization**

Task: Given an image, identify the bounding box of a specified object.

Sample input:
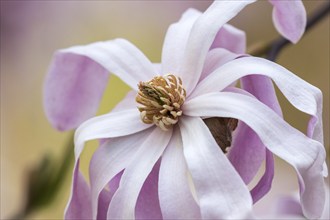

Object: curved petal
[224,88,267,187]
[44,53,109,131]
[161,8,201,74]
[65,160,92,220]
[269,0,306,43]
[59,38,156,89]
[183,92,326,219]
[44,38,155,130]
[275,196,303,217]
[107,127,172,219]
[96,172,122,220]
[228,120,265,184]
[159,127,201,219]
[179,116,253,219]
[250,149,274,204]
[74,109,152,161]
[191,57,324,151]
[210,24,246,54]
[200,48,242,81]
[96,190,111,220]
[68,110,152,218]
[274,185,330,219]
[240,74,282,117]
[219,87,274,196]
[229,81,278,201]
[136,160,163,219]
[178,0,255,94]
[239,74,283,191]
[89,129,153,219]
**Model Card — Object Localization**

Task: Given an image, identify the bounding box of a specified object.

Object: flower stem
[8,134,74,220]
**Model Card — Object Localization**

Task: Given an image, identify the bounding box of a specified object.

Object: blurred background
[1,0,329,219]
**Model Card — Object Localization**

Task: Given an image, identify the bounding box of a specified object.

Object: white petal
[152,63,162,75]
[135,161,163,219]
[159,127,201,219]
[179,116,253,219]
[211,24,246,54]
[190,57,324,148]
[225,87,271,190]
[183,92,326,219]
[161,8,201,74]
[89,129,153,219]
[60,38,156,90]
[240,74,282,116]
[200,48,242,82]
[250,149,274,204]
[107,127,172,219]
[179,0,255,94]
[65,160,92,219]
[74,109,152,161]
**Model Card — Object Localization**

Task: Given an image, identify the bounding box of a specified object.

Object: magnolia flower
[44,1,307,131]
[43,1,325,219]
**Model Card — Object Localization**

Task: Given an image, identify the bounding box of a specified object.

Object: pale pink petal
[228,120,265,184]
[161,8,201,74]
[191,57,324,154]
[321,185,330,219]
[183,92,326,219]
[179,0,255,94]
[274,186,330,219]
[225,90,274,204]
[238,75,280,203]
[74,109,152,162]
[44,53,109,131]
[269,0,306,43]
[275,196,303,217]
[58,39,156,89]
[65,160,92,220]
[179,116,253,219]
[200,48,242,81]
[232,77,280,201]
[89,129,153,219]
[44,39,155,131]
[68,110,152,218]
[136,161,163,219]
[241,75,282,117]
[159,127,201,219]
[250,149,274,204]
[224,88,265,185]
[214,88,272,194]
[96,172,122,220]
[96,190,111,220]
[211,24,246,54]
[107,127,172,219]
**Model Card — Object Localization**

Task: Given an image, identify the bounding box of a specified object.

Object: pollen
[136,74,186,131]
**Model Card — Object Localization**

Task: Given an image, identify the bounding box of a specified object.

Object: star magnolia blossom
[44,1,326,220]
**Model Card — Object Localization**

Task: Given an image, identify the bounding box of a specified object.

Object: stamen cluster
[136,74,186,131]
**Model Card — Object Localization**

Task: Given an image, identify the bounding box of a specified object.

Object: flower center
[136,74,186,131]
